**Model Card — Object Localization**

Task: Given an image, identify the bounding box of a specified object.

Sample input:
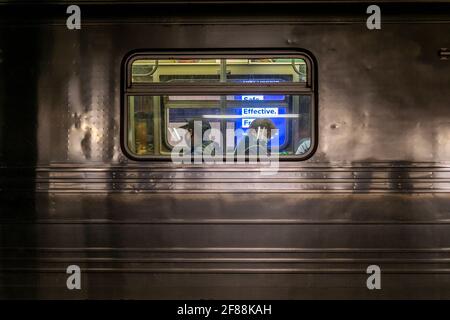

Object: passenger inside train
[179,119,218,156]
[126,57,313,159]
[235,118,278,156]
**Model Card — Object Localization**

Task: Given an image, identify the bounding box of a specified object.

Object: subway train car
[1,0,450,299]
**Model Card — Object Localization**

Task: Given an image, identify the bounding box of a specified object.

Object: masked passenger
[235,119,277,157]
[179,119,217,156]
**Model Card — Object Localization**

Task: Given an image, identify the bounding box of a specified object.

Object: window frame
[121,49,317,161]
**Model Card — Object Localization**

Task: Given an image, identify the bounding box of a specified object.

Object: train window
[131,58,307,83]
[123,52,316,160]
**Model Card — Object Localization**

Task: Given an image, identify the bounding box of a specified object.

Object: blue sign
[234,95,285,101]
[168,106,289,148]
[231,107,288,147]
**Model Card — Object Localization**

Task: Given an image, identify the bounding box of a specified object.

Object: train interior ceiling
[1,0,450,299]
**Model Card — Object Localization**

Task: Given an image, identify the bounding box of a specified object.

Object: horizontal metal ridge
[4,247,450,253]
[3,257,450,264]
[13,190,450,194]
[3,1,450,4]
[4,162,450,170]
[2,267,450,274]
[4,164,450,192]
[2,218,450,225]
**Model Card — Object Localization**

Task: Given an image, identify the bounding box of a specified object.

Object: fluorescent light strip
[202,114,299,119]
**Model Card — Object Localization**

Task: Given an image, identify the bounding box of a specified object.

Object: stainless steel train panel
[1,1,450,299]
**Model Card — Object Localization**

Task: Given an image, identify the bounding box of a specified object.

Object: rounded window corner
[121,50,317,163]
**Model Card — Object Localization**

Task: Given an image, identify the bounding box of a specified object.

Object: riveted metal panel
[1,1,450,299]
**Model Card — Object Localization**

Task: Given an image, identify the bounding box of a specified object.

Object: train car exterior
[1,0,450,299]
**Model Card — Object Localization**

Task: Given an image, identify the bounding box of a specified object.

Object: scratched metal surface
[1,2,450,299]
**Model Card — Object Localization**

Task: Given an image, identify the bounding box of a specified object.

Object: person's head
[180,119,212,142]
[248,119,277,141]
